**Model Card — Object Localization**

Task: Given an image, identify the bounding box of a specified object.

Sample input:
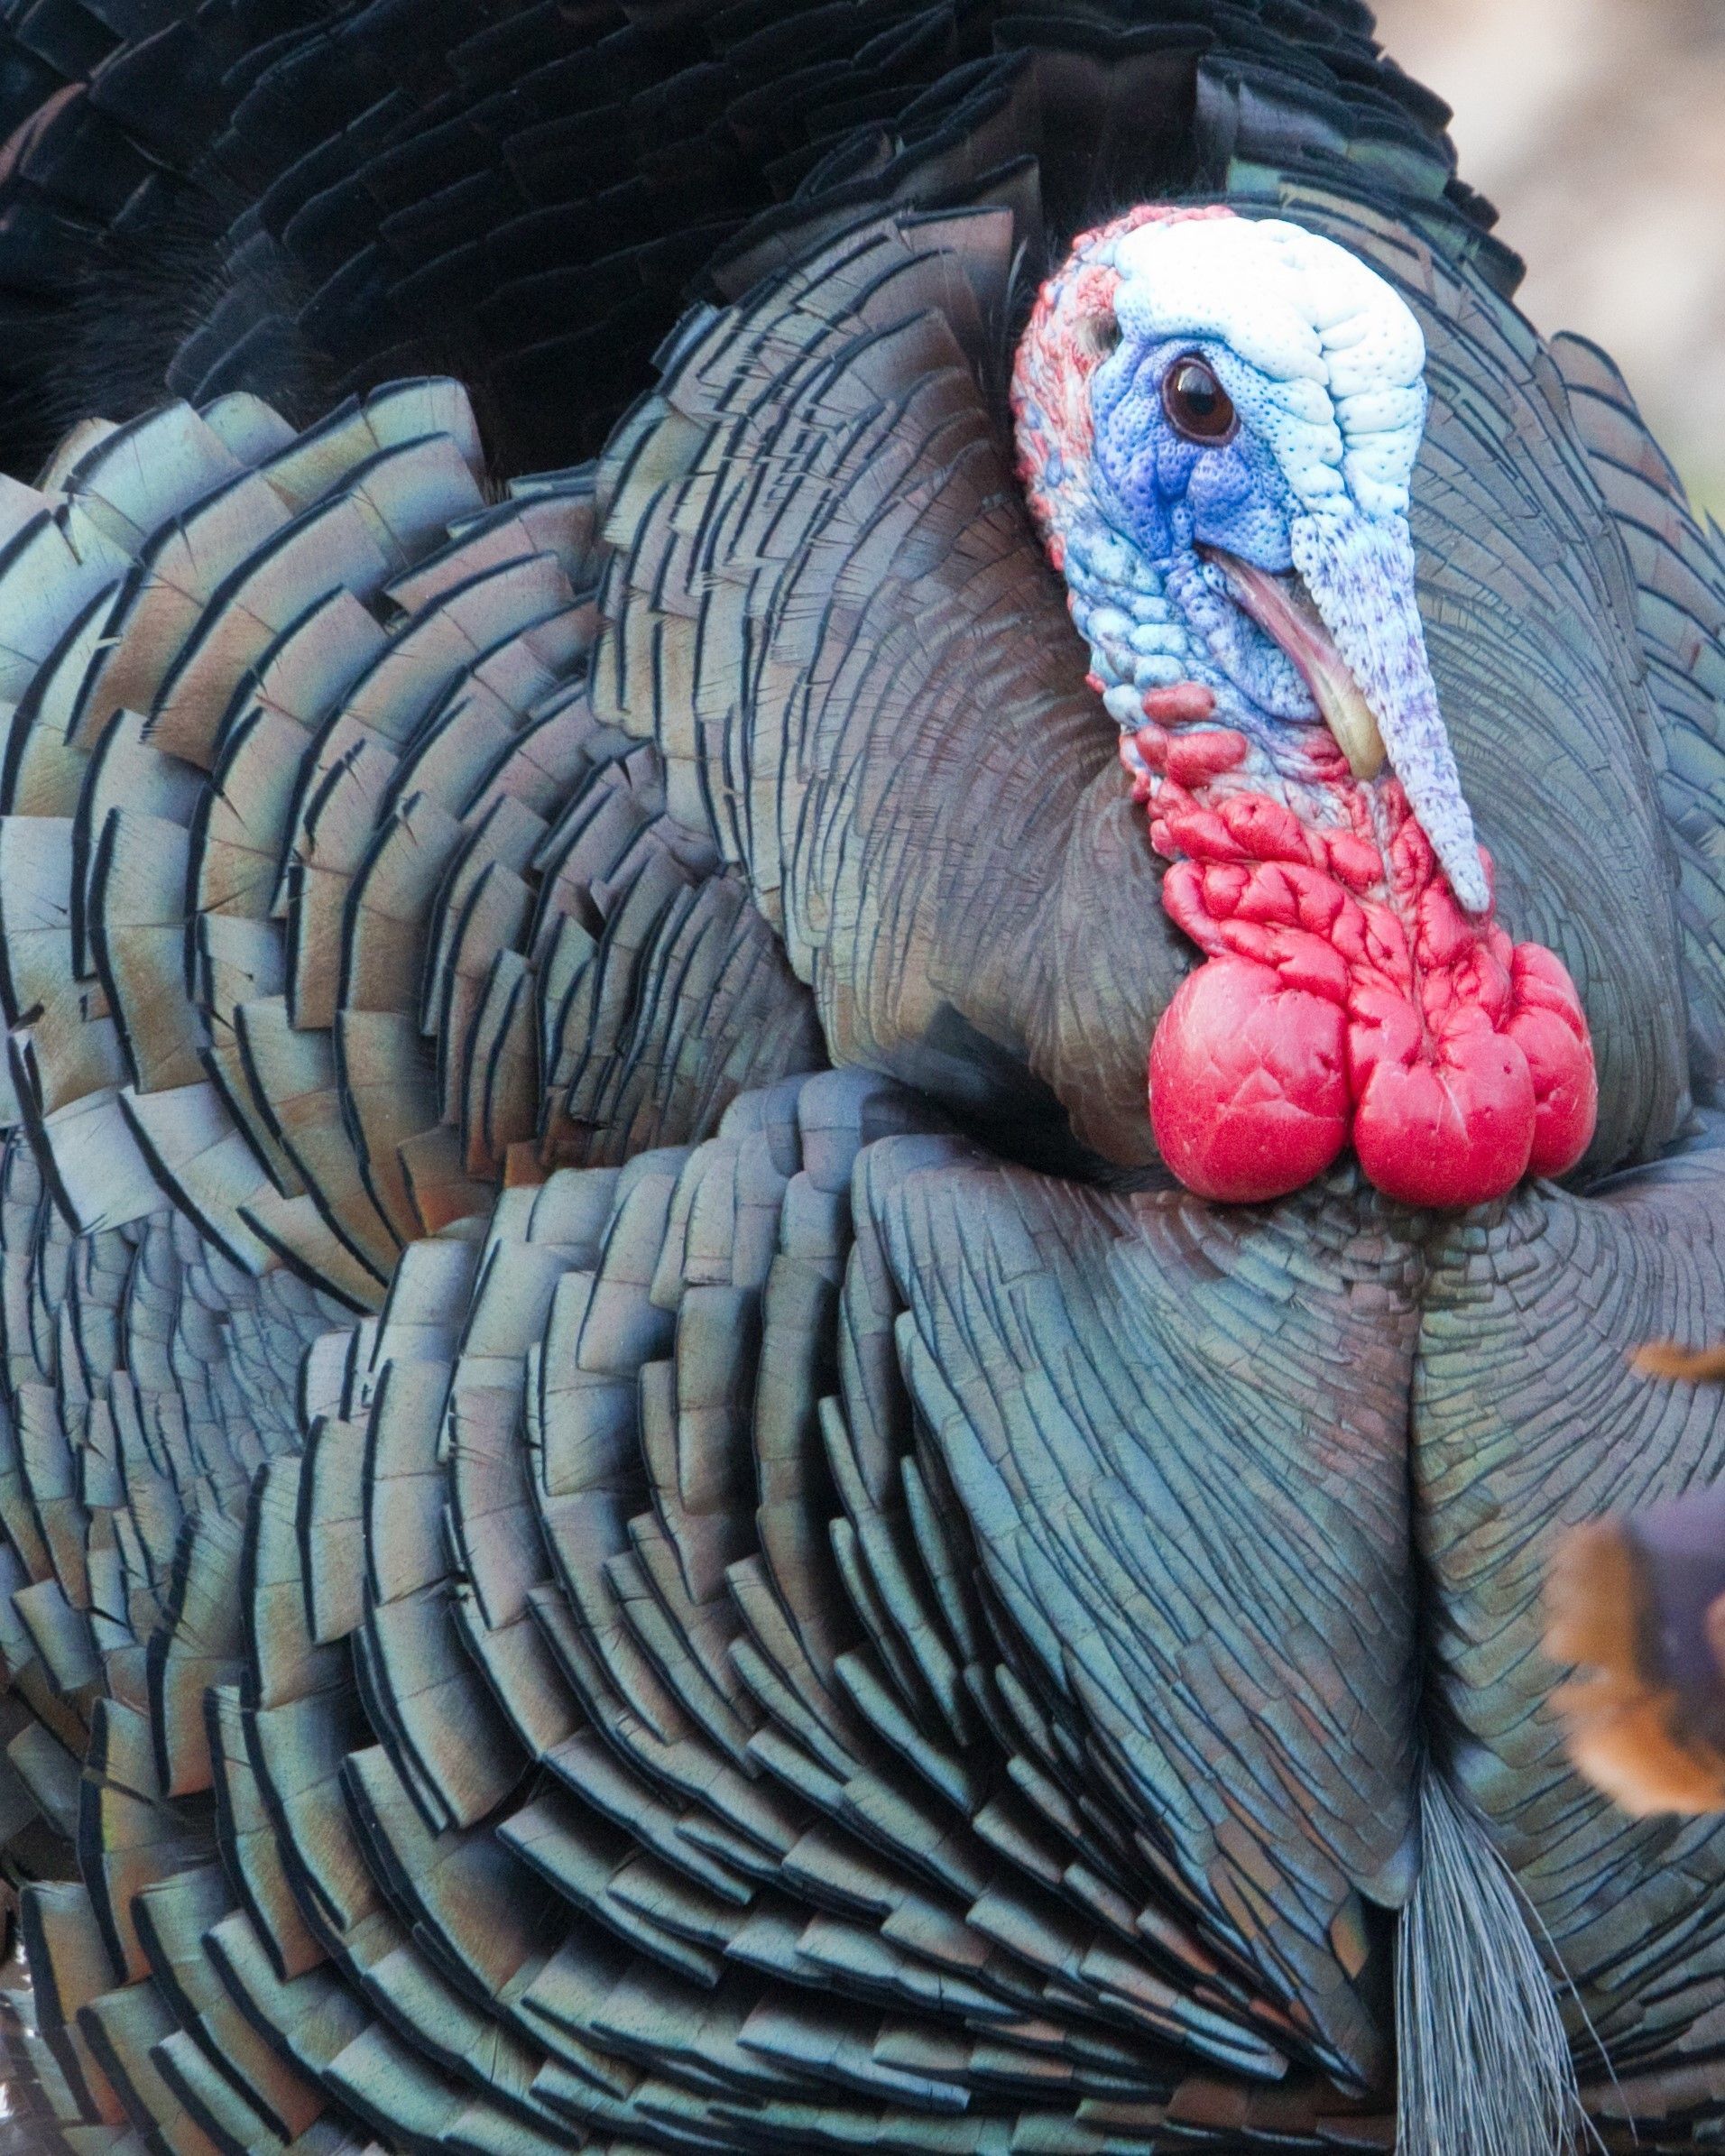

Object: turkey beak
[1199,547,1387,782]
[1204,517,1490,916]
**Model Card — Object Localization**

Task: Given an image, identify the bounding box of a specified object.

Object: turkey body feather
[0,3,1715,2152]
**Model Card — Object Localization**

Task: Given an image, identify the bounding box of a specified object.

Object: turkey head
[1013,205,1595,1205]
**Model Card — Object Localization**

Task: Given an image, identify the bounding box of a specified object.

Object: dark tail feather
[1396,1764,1584,2156]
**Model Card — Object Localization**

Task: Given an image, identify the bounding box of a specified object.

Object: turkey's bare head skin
[1011,208,1598,1209]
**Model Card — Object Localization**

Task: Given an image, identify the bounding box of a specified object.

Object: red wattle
[1350,1011,1536,1209]
[1133,718,1600,1210]
[1505,943,1600,1178]
[1148,958,1349,1202]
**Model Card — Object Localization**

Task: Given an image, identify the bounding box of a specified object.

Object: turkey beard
[1127,665,1599,1210]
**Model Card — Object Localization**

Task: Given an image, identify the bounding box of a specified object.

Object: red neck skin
[1125,687,1599,1208]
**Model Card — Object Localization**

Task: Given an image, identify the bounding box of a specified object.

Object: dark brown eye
[1162,354,1237,444]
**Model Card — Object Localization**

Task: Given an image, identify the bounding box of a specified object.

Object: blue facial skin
[1080,333,1320,736]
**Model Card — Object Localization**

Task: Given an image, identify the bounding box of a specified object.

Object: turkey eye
[1162,355,1236,444]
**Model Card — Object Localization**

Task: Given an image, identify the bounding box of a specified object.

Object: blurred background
[1370,0,1725,515]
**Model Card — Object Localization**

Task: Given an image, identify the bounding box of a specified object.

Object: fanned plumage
[0,1069,1416,2151]
[0,376,819,1311]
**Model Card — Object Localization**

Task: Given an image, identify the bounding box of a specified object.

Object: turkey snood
[1012,207,1598,1207]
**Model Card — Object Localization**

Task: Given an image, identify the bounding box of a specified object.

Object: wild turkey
[0,6,1717,2156]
